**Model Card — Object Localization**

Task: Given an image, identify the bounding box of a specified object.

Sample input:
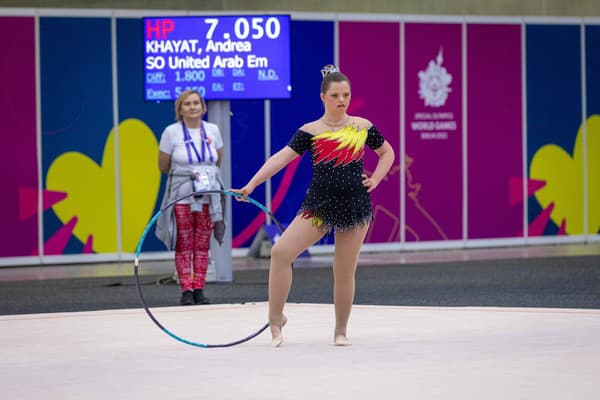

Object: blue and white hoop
[133,189,284,348]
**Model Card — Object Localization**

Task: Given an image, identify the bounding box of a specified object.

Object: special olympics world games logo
[418,48,452,107]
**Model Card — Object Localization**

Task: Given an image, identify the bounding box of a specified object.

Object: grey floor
[1,243,600,399]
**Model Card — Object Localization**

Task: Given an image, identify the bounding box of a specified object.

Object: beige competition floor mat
[1,302,599,400]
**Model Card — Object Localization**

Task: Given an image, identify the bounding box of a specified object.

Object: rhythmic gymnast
[232,64,395,347]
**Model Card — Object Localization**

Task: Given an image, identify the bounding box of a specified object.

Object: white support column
[208,101,233,282]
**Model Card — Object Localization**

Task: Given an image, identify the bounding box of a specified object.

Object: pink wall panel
[467,24,523,239]
[339,21,401,243]
[0,17,39,257]
[405,23,463,241]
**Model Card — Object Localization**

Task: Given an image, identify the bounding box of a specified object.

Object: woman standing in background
[156,90,225,306]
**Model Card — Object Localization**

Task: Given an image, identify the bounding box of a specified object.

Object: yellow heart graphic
[46,118,161,252]
[530,115,600,234]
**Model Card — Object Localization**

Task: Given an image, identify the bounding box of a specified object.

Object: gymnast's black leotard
[287,124,385,232]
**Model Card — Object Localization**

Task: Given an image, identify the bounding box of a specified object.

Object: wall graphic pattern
[0,13,598,262]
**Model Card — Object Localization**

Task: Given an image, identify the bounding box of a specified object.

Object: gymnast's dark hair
[320,64,350,94]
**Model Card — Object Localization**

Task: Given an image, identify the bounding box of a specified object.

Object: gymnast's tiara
[321,64,340,77]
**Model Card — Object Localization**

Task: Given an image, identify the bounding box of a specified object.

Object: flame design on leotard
[312,125,367,167]
[300,210,324,229]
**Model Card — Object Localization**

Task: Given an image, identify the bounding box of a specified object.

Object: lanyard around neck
[182,121,213,164]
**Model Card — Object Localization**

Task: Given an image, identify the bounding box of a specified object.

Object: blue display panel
[526,24,583,236]
[143,15,291,101]
[40,17,115,254]
[585,25,600,235]
[586,25,600,116]
[230,100,266,248]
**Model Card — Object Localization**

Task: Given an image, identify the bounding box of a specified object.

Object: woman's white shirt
[159,121,223,204]
[159,121,223,168]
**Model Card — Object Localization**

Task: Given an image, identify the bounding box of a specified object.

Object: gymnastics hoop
[133,189,285,348]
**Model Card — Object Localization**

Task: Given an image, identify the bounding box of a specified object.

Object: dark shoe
[180,290,194,305]
[193,289,210,305]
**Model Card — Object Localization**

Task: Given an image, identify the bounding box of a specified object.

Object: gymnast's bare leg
[332,223,369,346]
[268,215,325,346]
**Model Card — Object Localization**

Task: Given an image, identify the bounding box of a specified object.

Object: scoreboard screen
[143,15,291,101]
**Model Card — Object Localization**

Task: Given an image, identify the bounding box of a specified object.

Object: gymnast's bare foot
[333,332,352,346]
[270,315,287,347]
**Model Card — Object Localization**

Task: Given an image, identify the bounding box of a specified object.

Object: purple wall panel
[0,17,38,257]
[405,23,463,241]
[339,21,401,243]
[467,24,523,239]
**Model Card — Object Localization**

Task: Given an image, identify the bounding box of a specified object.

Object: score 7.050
[204,17,282,40]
